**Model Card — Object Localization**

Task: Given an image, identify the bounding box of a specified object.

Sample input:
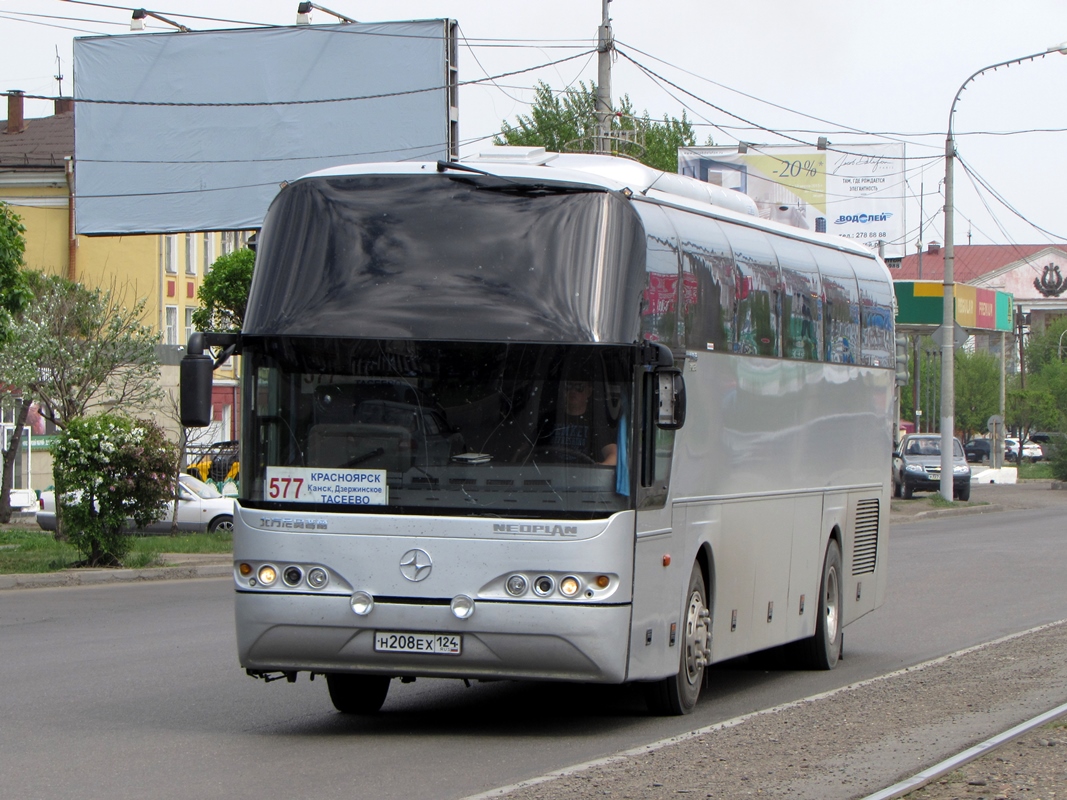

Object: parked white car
[36,473,234,534]
[1004,438,1043,462]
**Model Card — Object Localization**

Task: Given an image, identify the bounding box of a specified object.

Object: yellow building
[2,92,242,492]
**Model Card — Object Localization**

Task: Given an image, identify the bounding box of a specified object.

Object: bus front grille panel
[852,498,880,575]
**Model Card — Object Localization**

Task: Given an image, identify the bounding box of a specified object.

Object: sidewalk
[890,478,1067,521]
[0,552,232,590]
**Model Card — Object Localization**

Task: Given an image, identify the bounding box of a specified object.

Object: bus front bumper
[236,592,633,684]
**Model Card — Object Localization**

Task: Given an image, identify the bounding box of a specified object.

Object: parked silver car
[36,473,234,534]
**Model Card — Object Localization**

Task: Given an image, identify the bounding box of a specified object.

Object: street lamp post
[939,42,1067,501]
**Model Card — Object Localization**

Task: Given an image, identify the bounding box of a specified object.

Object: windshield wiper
[437,160,596,196]
[436,160,494,177]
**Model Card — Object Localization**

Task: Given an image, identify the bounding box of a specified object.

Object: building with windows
[2,92,243,489]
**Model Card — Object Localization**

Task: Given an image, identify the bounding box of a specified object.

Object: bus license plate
[374,631,462,656]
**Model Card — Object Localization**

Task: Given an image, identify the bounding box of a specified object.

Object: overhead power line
[3,49,596,108]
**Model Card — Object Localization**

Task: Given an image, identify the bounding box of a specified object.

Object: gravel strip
[470,622,1067,800]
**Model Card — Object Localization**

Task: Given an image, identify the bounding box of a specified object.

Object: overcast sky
[4,0,1067,254]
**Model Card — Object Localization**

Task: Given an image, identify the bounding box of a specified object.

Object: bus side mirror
[180,331,242,427]
[656,369,686,430]
[181,351,214,427]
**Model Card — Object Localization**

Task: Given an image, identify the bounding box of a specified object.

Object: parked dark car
[893,433,971,501]
[963,438,992,463]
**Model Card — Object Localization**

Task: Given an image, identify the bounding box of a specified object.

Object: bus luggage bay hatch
[181,148,894,715]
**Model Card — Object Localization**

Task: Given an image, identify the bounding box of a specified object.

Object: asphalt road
[2,492,1065,800]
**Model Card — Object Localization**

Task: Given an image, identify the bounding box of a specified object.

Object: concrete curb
[899,502,1007,522]
[0,562,232,590]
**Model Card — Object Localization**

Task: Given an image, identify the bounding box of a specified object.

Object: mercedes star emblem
[399,548,432,582]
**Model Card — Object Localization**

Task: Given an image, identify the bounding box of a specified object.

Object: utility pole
[596,0,613,155]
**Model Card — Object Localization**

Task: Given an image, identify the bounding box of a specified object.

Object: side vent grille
[852,498,880,575]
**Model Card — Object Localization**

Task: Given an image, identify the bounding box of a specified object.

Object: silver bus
[181,148,894,715]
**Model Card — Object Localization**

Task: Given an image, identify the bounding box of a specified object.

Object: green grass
[928,493,956,508]
[1017,461,1054,479]
[0,522,232,574]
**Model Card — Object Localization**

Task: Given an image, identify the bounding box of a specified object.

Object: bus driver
[545,379,618,466]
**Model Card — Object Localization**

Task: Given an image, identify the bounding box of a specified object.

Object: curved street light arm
[948,46,1067,141]
[939,41,1067,500]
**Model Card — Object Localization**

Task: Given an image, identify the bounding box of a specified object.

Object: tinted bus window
[771,236,823,361]
[638,204,683,347]
[818,248,860,364]
[670,209,736,355]
[854,255,894,367]
[725,224,781,357]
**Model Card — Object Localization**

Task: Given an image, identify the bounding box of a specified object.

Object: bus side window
[638,370,674,509]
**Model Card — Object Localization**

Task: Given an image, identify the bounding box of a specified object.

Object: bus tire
[644,561,709,716]
[794,539,842,670]
[326,673,391,714]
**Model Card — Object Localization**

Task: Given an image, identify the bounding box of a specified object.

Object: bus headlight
[307,567,329,589]
[257,565,278,585]
[282,566,303,586]
[559,576,581,597]
[533,575,555,596]
[505,574,528,596]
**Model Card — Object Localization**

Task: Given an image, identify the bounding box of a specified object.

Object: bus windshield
[242,338,634,519]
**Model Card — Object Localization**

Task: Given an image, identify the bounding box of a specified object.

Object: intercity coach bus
[181,147,894,715]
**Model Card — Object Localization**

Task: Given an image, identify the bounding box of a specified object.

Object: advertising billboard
[74,20,456,235]
[679,143,906,258]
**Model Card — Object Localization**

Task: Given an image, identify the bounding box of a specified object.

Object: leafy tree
[0,202,33,523]
[191,247,254,334]
[1006,385,1058,447]
[2,274,163,430]
[1022,316,1067,375]
[1020,319,1067,434]
[1045,432,1067,481]
[1028,358,1067,432]
[898,336,941,432]
[496,81,701,173]
[0,202,31,329]
[52,413,177,566]
[953,349,1001,441]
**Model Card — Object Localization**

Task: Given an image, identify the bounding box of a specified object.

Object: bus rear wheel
[325,673,391,714]
[645,562,709,716]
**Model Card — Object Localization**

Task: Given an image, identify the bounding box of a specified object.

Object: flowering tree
[52,413,177,566]
[3,273,162,430]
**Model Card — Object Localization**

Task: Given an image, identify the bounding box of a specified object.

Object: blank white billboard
[74,21,455,235]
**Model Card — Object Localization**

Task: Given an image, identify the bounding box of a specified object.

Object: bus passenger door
[627,506,680,681]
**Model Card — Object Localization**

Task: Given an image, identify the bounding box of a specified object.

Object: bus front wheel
[645,561,709,716]
[326,673,391,714]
